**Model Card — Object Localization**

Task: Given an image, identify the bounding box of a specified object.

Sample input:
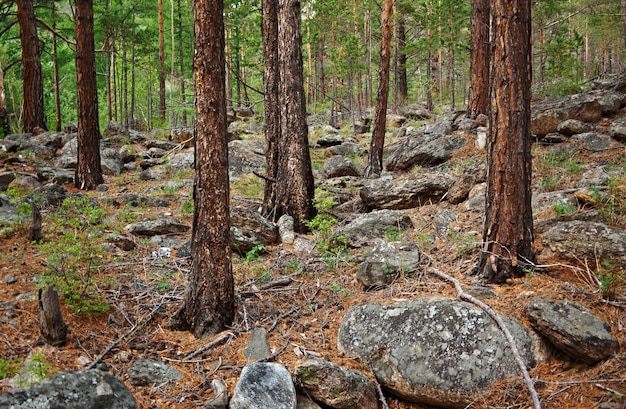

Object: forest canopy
[0,0,624,136]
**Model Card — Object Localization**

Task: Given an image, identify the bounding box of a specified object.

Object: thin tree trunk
[170,0,234,339]
[178,0,187,126]
[52,5,61,132]
[131,14,136,128]
[75,0,104,191]
[16,0,47,133]
[621,0,626,50]
[476,0,534,283]
[262,0,280,219]
[121,17,128,132]
[364,0,393,177]
[467,0,490,119]
[158,0,167,122]
[0,60,11,136]
[276,0,316,232]
[397,13,407,105]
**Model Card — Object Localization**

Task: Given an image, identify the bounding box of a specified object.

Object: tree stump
[28,201,43,242]
[39,286,68,346]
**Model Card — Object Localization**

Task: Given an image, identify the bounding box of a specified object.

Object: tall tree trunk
[16,0,47,133]
[467,0,490,119]
[121,16,128,132]
[261,0,280,219]
[476,0,534,283]
[75,0,104,191]
[52,4,61,131]
[396,13,408,106]
[158,0,167,122]
[0,61,10,136]
[170,0,234,339]
[178,0,187,126]
[131,14,136,127]
[621,0,626,50]
[105,1,113,122]
[364,0,393,177]
[276,0,316,232]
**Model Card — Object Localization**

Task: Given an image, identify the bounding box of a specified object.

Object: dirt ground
[0,136,624,409]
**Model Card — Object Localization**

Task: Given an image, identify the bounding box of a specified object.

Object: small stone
[244,327,272,362]
[4,274,17,285]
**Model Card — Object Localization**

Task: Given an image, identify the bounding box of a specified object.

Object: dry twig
[427,268,542,409]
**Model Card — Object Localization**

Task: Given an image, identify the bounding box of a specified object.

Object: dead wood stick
[368,364,389,409]
[86,301,164,369]
[184,332,235,361]
[427,268,542,409]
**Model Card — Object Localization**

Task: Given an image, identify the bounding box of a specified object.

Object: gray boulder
[338,298,541,409]
[244,327,272,362]
[570,132,613,152]
[531,93,603,137]
[327,142,367,157]
[168,151,195,170]
[609,118,626,142]
[35,165,75,185]
[0,138,19,152]
[230,362,297,409]
[230,226,267,254]
[401,104,432,120]
[357,241,420,288]
[384,135,467,171]
[293,358,378,409]
[538,221,626,270]
[231,206,279,244]
[322,155,360,179]
[127,359,184,386]
[447,161,487,204]
[556,119,596,136]
[316,134,344,147]
[0,369,136,409]
[336,209,413,247]
[125,217,190,236]
[526,296,618,364]
[101,148,124,176]
[360,172,454,210]
[593,90,624,115]
[228,139,267,177]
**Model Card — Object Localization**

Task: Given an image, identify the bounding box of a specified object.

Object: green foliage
[0,357,22,380]
[15,352,54,387]
[553,203,576,215]
[245,244,266,264]
[595,261,625,300]
[38,196,110,314]
[538,175,563,192]
[328,282,352,296]
[180,199,194,215]
[230,174,264,200]
[384,225,404,242]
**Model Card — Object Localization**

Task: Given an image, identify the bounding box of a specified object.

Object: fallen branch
[184,331,236,361]
[368,364,390,409]
[86,300,164,369]
[427,268,542,409]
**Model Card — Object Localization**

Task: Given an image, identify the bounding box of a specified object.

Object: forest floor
[0,120,625,409]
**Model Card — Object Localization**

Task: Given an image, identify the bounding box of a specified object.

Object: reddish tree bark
[364,0,393,177]
[467,0,490,119]
[158,0,166,122]
[170,0,234,338]
[75,0,103,190]
[274,0,315,232]
[0,60,10,136]
[16,0,47,133]
[476,0,534,283]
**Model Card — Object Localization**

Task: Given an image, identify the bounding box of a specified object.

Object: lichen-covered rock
[384,135,467,171]
[556,119,596,136]
[294,358,378,409]
[124,217,190,236]
[538,221,626,271]
[322,155,360,179]
[336,209,414,247]
[531,93,603,137]
[360,172,453,210]
[525,296,618,364]
[231,206,278,245]
[230,362,296,409]
[357,241,421,288]
[338,298,542,409]
[128,359,183,386]
[0,369,136,409]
